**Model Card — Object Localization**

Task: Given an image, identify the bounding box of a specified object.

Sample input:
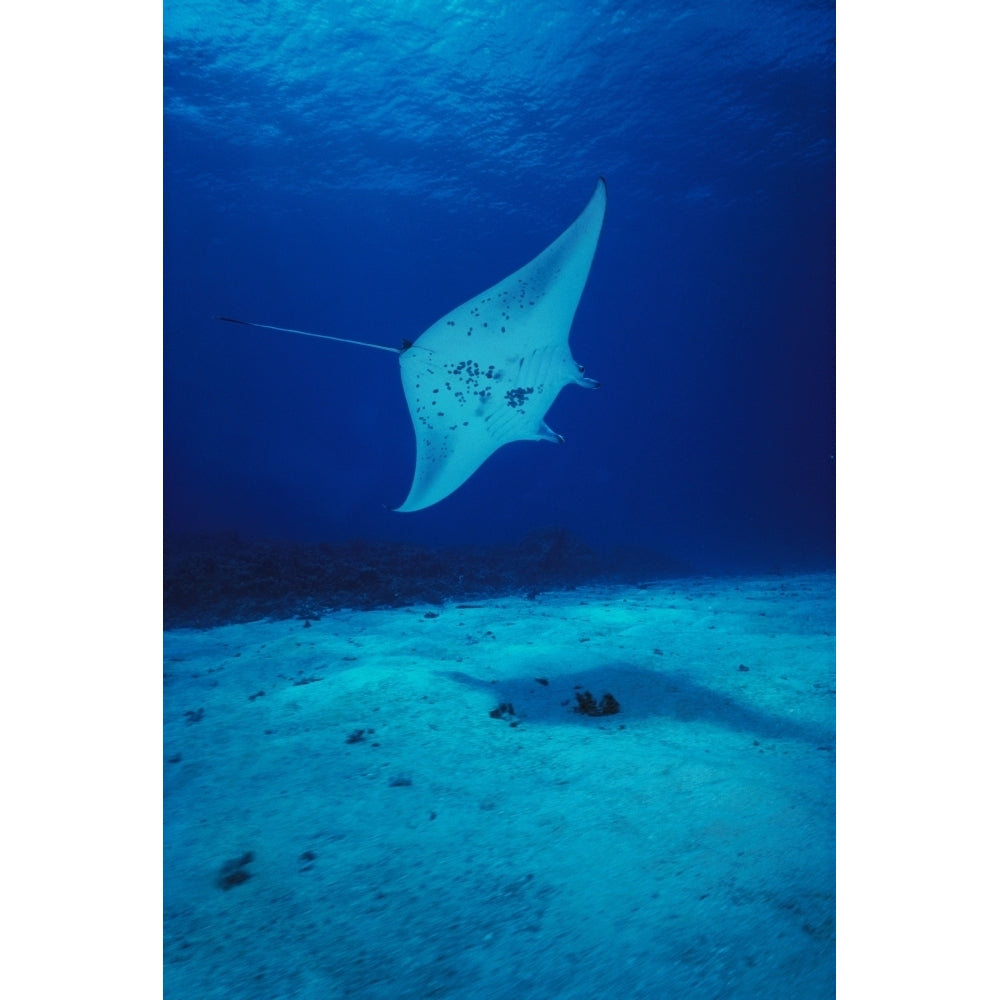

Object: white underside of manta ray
[219,177,607,512]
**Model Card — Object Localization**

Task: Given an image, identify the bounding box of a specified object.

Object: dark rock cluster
[216,851,254,890]
[573,691,621,716]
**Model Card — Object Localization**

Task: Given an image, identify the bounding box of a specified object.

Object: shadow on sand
[440,664,834,747]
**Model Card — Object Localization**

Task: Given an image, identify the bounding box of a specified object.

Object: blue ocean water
[164,0,834,573]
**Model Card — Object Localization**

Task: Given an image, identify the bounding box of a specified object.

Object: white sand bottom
[164,571,834,999]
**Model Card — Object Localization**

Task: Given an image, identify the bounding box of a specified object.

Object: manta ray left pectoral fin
[394,178,608,513]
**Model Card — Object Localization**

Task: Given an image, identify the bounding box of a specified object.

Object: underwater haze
[164,5,837,996]
[164,0,834,574]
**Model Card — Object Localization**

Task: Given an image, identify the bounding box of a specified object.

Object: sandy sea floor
[164,571,834,999]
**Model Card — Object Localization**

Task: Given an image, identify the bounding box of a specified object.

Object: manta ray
[219,177,607,511]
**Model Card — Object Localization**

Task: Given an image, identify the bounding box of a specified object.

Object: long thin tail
[215,316,401,355]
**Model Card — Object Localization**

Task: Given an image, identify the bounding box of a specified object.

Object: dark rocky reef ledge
[164,527,690,629]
